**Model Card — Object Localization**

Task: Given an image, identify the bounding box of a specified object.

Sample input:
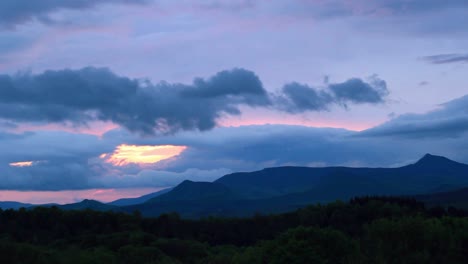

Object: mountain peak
[414,154,463,167]
[80,199,100,204]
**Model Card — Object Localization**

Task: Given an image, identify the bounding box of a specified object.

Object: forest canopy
[1,197,468,263]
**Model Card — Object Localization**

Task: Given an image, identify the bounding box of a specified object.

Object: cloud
[0,67,387,135]
[277,75,388,113]
[0,0,149,29]
[375,0,468,15]
[196,0,255,12]
[360,94,468,138]
[278,83,333,112]
[265,0,468,20]
[0,67,271,134]
[0,127,229,190]
[330,76,388,104]
[2,119,468,191]
[1,159,93,190]
[422,53,468,64]
[0,130,114,190]
[107,123,468,174]
[265,1,468,37]
[181,68,269,105]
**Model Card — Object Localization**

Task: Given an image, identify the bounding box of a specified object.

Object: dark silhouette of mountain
[125,154,468,218]
[126,181,242,218]
[215,167,327,199]
[411,153,466,169]
[215,153,468,199]
[0,201,32,210]
[108,188,172,206]
[58,199,123,212]
[150,180,240,202]
[4,154,468,218]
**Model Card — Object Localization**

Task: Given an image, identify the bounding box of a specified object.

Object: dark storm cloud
[278,76,388,113]
[0,67,389,134]
[360,95,468,138]
[181,68,269,105]
[0,0,148,28]
[0,67,271,134]
[279,83,333,112]
[422,54,468,64]
[329,76,388,104]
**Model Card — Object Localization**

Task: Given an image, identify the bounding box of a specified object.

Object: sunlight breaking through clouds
[101,144,187,166]
[9,161,34,167]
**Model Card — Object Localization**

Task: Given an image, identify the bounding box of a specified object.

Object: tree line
[1,196,468,263]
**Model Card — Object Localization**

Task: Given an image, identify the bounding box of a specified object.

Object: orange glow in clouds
[102,144,187,166]
[9,161,34,167]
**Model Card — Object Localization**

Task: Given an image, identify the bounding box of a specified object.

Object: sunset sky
[1,0,467,204]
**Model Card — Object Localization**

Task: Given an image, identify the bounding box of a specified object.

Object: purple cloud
[0,0,149,29]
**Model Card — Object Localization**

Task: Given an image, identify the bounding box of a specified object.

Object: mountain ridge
[3,154,468,218]
[122,153,468,217]
[108,188,173,206]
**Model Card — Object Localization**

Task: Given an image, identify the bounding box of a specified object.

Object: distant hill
[58,199,123,212]
[125,154,468,218]
[150,180,240,202]
[125,181,242,218]
[0,201,32,210]
[108,188,172,206]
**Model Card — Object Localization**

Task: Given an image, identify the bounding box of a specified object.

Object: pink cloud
[218,108,376,131]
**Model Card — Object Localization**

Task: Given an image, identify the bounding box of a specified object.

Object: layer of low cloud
[3,119,468,191]
[0,0,149,29]
[2,87,468,191]
[360,95,468,138]
[422,54,468,64]
[0,67,388,135]
[0,130,112,190]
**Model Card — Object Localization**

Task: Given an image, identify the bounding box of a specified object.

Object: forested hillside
[1,197,468,263]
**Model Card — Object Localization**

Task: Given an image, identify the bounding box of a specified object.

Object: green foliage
[363,217,468,264]
[236,226,362,264]
[0,197,467,263]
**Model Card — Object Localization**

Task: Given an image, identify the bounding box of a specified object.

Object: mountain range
[2,154,468,218]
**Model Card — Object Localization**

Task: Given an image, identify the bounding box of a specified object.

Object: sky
[0,0,467,204]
